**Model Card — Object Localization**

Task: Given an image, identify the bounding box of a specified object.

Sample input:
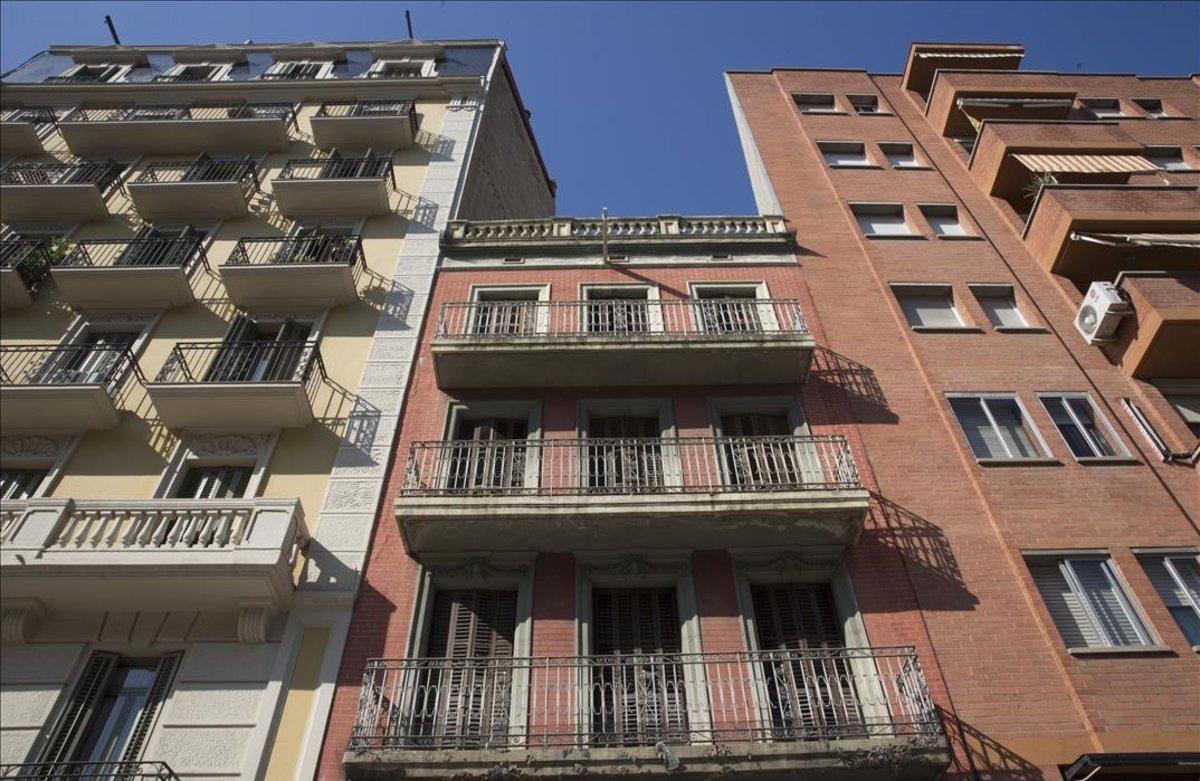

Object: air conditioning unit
[1075,282,1131,344]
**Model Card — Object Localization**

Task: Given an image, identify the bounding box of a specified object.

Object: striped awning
[916,51,1023,59]
[1070,232,1200,249]
[957,97,1075,108]
[1013,153,1157,174]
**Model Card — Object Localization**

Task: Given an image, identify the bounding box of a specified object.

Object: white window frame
[849,203,915,238]
[946,392,1052,462]
[442,400,543,490]
[579,283,663,332]
[793,93,842,115]
[154,432,279,499]
[263,60,335,80]
[363,58,437,79]
[56,63,131,83]
[918,203,975,238]
[878,141,925,169]
[1026,553,1157,651]
[1037,392,1130,461]
[846,93,889,116]
[158,62,233,82]
[688,281,780,332]
[890,283,968,330]
[1143,145,1192,171]
[467,284,551,334]
[0,434,82,499]
[816,140,875,169]
[968,283,1036,331]
[1080,97,1124,119]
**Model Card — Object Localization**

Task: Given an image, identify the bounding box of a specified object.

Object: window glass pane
[975,291,1026,328]
[950,397,1005,459]
[1140,555,1200,644]
[1069,560,1146,646]
[1043,396,1097,458]
[1028,559,1095,647]
[898,292,960,328]
[1066,398,1117,457]
[985,398,1040,458]
[74,664,157,761]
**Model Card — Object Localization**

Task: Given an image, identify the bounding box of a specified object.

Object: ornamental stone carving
[0,436,63,459]
[584,554,686,580]
[237,605,272,644]
[736,552,840,579]
[189,434,261,458]
[424,556,530,582]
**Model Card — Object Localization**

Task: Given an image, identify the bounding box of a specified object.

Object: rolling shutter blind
[751,584,844,649]
[988,398,1039,458]
[120,652,182,762]
[977,292,1024,328]
[1140,556,1200,644]
[1029,558,1148,648]
[1028,559,1098,648]
[1070,560,1145,646]
[950,398,1004,458]
[38,652,119,762]
[899,292,960,328]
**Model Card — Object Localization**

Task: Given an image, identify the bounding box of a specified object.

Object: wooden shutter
[587,417,661,491]
[120,652,181,762]
[38,651,119,762]
[721,414,798,488]
[449,418,528,491]
[751,583,844,650]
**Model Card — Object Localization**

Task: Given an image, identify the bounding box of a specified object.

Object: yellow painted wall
[262,626,331,781]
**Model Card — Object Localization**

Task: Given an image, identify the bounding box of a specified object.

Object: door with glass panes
[116,224,199,267]
[719,413,811,489]
[584,416,664,492]
[445,417,529,493]
[36,331,135,386]
[204,316,312,383]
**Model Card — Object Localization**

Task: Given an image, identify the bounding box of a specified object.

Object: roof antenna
[104,15,122,46]
[405,10,415,39]
[601,207,610,264]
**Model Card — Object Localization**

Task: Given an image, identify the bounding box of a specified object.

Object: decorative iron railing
[60,236,207,270]
[228,235,365,268]
[435,298,808,340]
[0,344,142,389]
[350,647,939,751]
[277,156,395,188]
[154,340,325,388]
[0,239,52,290]
[0,160,123,190]
[133,159,259,195]
[43,73,114,84]
[402,435,859,496]
[315,99,416,119]
[0,106,58,125]
[0,762,179,780]
[60,103,297,128]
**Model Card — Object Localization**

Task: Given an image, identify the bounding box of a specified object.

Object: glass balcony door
[204,317,312,383]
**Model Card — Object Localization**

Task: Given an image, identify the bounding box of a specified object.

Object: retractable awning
[1013,153,1157,175]
[916,51,1023,59]
[1070,232,1200,249]
[957,97,1075,108]
[1063,752,1200,780]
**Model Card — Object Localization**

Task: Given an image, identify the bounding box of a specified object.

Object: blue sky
[2,1,1197,216]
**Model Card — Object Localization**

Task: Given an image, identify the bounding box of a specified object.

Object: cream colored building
[0,39,553,779]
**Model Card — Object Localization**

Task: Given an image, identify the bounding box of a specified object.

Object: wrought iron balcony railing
[0,106,58,124]
[402,435,859,496]
[435,298,808,340]
[0,239,52,289]
[277,156,395,187]
[134,159,259,194]
[43,73,114,84]
[0,344,142,389]
[0,762,179,780]
[228,235,365,268]
[315,99,416,119]
[351,647,939,751]
[60,102,297,128]
[155,340,325,387]
[0,160,123,190]
[59,236,208,270]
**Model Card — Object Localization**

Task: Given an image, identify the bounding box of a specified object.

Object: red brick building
[317,42,1198,781]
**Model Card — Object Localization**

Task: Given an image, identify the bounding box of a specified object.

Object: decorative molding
[1,601,44,645]
[424,556,530,582]
[0,436,66,460]
[237,605,272,644]
[80,312,158,325]
[736,552,841,580]
[583,554,687,580]
[189,433,262,459]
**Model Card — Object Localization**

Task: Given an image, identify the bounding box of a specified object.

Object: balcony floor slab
[127,180,252,222]
[59,118,290,156]
[146,382,315,429]
[0,384,121,434]
[0,269,34,311]
[52,266,196,310]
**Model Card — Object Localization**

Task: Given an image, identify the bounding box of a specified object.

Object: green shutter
[38,651,118,762]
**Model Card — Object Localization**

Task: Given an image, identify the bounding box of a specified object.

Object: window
[48,64,127,83]
[919,204,972,237]
[0,468,47,500]
[261,60,332,80]
[364,59,434,79]
[1039,394,1127,460]
[794,93,840,114]
[1144,146,1191,171]
[206,316,314,383]
[155,63,229,83]
[36,652,180,763]
[1027,556,1153,650]
[847,94,885,115]
[879,142,923,169]
[175,465,252,498]
[949,395,1046,460]
[36,331,137,386]
[818,141,871,168]
[850,203,912,236]
[1138,554,1200,645]
[582,286,652,334]
[1081,98,1124,118]
[691,284,767,333]
[1133,98,1168,118]
[892,285,963,329]
[970,285,1030,330]
[468,287,546,336]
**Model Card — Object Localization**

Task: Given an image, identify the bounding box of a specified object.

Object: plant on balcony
[1021,171,1058,204]
[46,237,71,266]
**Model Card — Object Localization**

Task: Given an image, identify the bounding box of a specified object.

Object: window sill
[892,165,934,171]
[994,326,1047,334]
[1068,645,1173,657]
[855,112,895,117]
[864,233,925,240]
[829,163,883,170]
[975,457,1061,467]
[911,326,984,334]
[935,234,985,241]
[800,110,847,116]
[1073,456,1141,465]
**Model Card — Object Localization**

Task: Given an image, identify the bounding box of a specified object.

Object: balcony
[0,106,56,157]
[0,497,306,627]
[271,157,395,218]
[0,161,123,223]
[1103,274,1200,380]
[221,235,364,308]
[0,344,140,434]
[1023,185,1200,287]
[396,435,869,553]
[127,159,259,222]
[344,648,948,780]
[0,239,51,311]
[902,43,1025,99]
[924,72,1078,137]
[431,298,814,388]
[0,762,180,780]
[58,103,296,156]
[52,236,208,310]
[310,100,419,150]
[146,340,325,429]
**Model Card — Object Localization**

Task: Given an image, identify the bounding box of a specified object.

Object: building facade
[0,39,552,779]
[726,42,1199,779]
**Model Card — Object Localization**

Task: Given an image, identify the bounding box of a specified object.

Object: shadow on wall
[416,128,456,161]
[808,347,897,425]
[864,494,979,612]
[940,707,1045,781]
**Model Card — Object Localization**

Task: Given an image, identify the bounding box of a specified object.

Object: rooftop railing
[446,216,791,244]
[0,762,179,781]
[228,235,365,268]
[60,236,208,270]
[435,298,808,341]
[402,435,859,497]
[134,158,259,194]
[155,340,325,389]
[61,102,297,128]
[0,239,52,290]
[0,344,142,389]
[350,647,939,751]
[277,156,395,188]
[0,160,123,190]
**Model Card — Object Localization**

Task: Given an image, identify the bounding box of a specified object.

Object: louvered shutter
[751,584,843,649]
[206,316,260,382]
[1029,559,1101,648]
[587,416,661,490]
[38,652,118,762]
[950,398,1006,459]
[119,652,181,762]
[591,588,687,745]
[721,414,800,487]
[449,418,528,492]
